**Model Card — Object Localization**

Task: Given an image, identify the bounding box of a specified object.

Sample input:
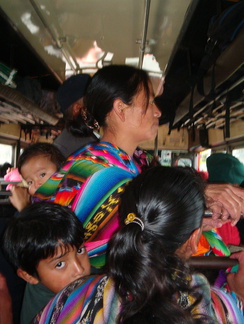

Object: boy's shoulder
[21,282,55,324]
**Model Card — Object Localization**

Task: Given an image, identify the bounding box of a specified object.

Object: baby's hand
[9,186,30,212]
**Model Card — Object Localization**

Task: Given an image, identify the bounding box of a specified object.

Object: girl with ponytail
[32,166,244,324]
[108,166,212,324]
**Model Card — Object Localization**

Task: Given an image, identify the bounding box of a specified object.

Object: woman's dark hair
[66,112,98,138]
[84,65,151,128]
[17,142,65,173]
[109,166,212,324]
[2,202,85,278]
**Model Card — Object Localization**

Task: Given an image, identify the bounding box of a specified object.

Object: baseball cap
[56,74,91,113]
[207,153,244,185]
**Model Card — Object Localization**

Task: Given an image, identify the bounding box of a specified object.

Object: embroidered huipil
[33,142,154,268]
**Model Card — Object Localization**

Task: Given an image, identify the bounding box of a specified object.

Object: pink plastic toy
[4,168,23,190]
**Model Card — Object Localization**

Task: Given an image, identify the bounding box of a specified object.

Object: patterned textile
[214,264,244,323]
[217,223,241,246]
[211,287,244,323]
[194,234,211,256]
[203,229,231,257]
[177,274,214,319]
[31,275,119,324]
[194,229,231,257]
[32,273,243,324]
[33,142,154,268]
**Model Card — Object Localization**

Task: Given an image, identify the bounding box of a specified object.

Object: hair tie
[81,107,99,130]
[124,213,144,231]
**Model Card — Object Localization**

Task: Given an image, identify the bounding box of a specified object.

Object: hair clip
[124,213,144,231]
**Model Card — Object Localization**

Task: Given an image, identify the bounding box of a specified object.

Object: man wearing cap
[54,74,98,158]
[207,153,244,246]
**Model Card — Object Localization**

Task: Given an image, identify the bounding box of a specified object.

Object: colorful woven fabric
[32,273,244,324]
[217,223,241,246]
[33,142,153,268]
[31,275,120,324]
[85,240,109,269]
[194,229,231,257]
[194,234,211,256]
[203,229,231,257]
[211,286,244,323]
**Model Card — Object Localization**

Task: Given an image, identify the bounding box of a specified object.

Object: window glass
[176,158,192,167]
[160,150,172,166]
[198,149,211,172]
[0,144,12,165]
[232,148,244,164]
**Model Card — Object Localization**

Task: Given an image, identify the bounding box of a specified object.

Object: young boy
[3,202,90,324]
[7,142,65,211]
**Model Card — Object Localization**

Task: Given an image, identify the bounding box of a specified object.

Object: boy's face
[20,154,57,195]
[36,244,90,293]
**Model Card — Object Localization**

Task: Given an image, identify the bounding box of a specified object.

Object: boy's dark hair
[2,202,85,278]
[17,143,65,173]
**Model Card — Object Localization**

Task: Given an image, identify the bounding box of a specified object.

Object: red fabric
[198,171,209,182]
[217,222,240,246]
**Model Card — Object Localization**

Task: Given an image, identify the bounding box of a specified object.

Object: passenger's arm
[203,184,244,230]
[0,273,13,324]
[227,251,244,299]
[9,186,31,212]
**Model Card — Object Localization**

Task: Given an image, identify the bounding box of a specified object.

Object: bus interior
[0,0,243,171]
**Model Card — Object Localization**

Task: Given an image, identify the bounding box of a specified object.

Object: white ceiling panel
[0,0,192,81]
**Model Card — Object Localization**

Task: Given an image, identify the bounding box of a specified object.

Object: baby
[6,142,65,211]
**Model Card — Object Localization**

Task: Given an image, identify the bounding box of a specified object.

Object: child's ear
[188,227,202,255]
[17,268,39,285]
[176,227,202,259]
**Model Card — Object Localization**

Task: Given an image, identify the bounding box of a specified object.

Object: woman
[33,65,162,266]
[32,166,244,324]
[14,65,163,324]
[33,65,243,256]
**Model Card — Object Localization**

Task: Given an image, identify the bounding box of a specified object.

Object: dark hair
[0,162,12,177]
[66,111,98,138]
[17,143,65,173]
[2,202,84,278]
[109,166,211,324]
[84,65,151,128]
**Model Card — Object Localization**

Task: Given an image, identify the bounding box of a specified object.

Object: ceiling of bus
[0,0,243,140]
[0,0,192,82]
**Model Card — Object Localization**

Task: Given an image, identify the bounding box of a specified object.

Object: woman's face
[126,83,161,143]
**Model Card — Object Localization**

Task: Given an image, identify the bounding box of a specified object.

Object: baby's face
[36,244,91,293]
[20,154,57,195]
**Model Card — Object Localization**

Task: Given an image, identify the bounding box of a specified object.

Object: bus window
[160,150,172,166]
[198,149,211,172]
[232,148,244,164]
[174,158,192,167]
[172,152,194,168]
[0,144,13,165]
